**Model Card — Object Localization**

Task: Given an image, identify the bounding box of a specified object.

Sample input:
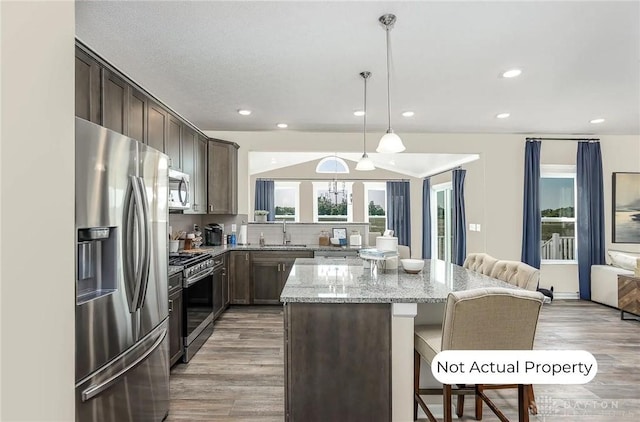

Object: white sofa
[591,250,640,308]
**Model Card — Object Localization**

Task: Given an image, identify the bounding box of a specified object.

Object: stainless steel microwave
[168,169,191,210]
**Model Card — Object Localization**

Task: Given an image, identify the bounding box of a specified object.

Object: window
[274,182,300,222]
[313,181,353,223]
[315,156,349,174]
[432,182,453,262]
[363,182,386,233]
[540,165,576,262]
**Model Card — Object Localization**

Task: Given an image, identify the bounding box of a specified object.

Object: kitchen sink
[262,244,307,248]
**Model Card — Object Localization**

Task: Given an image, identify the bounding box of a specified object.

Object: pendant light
[356,71,375,171]
[376,14,406,153]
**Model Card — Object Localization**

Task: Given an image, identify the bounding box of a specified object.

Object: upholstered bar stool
[463,253,499,276]
[489,260,540,291]
[414,288,544,422]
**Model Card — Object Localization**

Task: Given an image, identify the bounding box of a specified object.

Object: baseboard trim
[554,292,580,300]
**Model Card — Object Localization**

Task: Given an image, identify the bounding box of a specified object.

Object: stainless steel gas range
[168,253,225,362]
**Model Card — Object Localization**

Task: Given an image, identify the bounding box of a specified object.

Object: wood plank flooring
[168,301,640,421]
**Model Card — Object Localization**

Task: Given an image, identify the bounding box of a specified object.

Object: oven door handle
[184,267,215,288]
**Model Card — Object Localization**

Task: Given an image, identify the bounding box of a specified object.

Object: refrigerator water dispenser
[77,227,117,304]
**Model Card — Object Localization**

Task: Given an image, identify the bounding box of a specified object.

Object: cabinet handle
[209,204,213,212]
[245,253,249,261]
[277,263,281,272]
[168,299,173,313]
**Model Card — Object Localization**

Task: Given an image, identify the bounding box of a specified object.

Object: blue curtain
[386,181,411,246]
[452,169,467,266]
[422,178,432,259]
[254,179,275,222]
[521,140,541,269]
[577,142,606,300]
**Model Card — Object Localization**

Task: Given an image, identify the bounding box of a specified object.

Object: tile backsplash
[247,222,370,247]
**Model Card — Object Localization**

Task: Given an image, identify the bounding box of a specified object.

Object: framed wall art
[612,172,640,243]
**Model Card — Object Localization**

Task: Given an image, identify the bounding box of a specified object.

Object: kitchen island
[280,258,517,422]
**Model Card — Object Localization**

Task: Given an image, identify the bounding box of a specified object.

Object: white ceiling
[249,152,480,178]
[76,1,639,135]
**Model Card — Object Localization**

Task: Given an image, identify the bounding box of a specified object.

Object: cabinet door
[213,267,224,320]
[147,102,167,153]
[182,127,197,214]
[230,252,251,304]
[251,259,281,305]
[75,48,101,124]
[102,69,128,134]
[167,115,181,169]
[207,140,238,214]
[194,136,207,214]
[168,288,183,367]
[222,254,230,307]
[128,87,147,143]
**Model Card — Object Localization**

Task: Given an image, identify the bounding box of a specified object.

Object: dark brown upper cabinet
[101,69,128,135]
[167,114,182,169]
[128,87,147,143]
[208,139,238,215]
[147,101,167,154]
[75,48,101,124]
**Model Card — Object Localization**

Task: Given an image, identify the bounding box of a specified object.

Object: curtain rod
[258,177,409,182]
[423,166,462,179]
[526,137,600,141]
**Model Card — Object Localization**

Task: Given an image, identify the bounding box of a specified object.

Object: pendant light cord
[363,75,367,153]
[385,26,391,131]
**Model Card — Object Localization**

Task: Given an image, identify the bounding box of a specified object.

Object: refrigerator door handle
[130,175,146,311]
[123,178,138,313]
[178,177,189,206]
[80,328,167,402]
[134,176,151,310]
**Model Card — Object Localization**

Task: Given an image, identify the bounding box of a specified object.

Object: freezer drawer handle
[81,328,167,402]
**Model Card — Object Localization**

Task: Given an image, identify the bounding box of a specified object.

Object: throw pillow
[607,251,639,271]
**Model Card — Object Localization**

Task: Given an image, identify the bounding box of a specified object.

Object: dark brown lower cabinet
[284,303,391,421]
[230,251,251,304]
[168,286,183,367]
[251,251,313,305]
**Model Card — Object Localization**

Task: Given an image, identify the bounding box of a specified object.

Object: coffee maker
[204,223,224,246]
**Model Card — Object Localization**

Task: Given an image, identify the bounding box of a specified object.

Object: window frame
[312,181,353,223]
[431,182,453,263]
[274,181,300,222]
[363,182,387,233]
[540,165,577,265]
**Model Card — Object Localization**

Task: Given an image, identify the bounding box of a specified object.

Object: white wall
[0,1,75,419]
[206,130,640,293]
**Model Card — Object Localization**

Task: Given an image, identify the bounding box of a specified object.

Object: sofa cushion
[607,250,640,271]
[591,264,633,308]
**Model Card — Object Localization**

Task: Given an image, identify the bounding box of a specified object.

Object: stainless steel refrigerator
[75,117,169,421]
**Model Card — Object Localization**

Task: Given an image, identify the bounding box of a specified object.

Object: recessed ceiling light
[401,111,415,117]
[353,110,365,117]
[496,113,511,119]
[590,118,605,124]
[276,123,288,128]
[237,109,251,116]
[502,69,522,78]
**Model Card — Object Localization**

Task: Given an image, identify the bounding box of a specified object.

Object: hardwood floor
[168,301,640,421]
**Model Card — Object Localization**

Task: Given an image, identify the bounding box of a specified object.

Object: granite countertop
[280,258,519,304]
[175,244,363,258]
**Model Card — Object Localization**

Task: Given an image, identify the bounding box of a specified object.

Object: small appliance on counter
[204,223,224,246]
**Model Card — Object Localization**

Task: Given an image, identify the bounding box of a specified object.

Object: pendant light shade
[377,130,405,153]
[377,14,405,154]
[356,153,375,171]
[356,71,376,171]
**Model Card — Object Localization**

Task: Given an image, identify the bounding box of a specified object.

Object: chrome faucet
[281,219,289,245]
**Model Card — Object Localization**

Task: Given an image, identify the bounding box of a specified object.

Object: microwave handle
[178,177,189,206]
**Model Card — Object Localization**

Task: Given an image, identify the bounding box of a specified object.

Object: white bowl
[401,259,424,274]
[330,237,341,246]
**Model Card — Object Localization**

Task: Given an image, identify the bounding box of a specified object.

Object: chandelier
[322,154,348,204]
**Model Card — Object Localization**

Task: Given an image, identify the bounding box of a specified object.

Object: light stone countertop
[176,244,363,259]
[280,258,519,304]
